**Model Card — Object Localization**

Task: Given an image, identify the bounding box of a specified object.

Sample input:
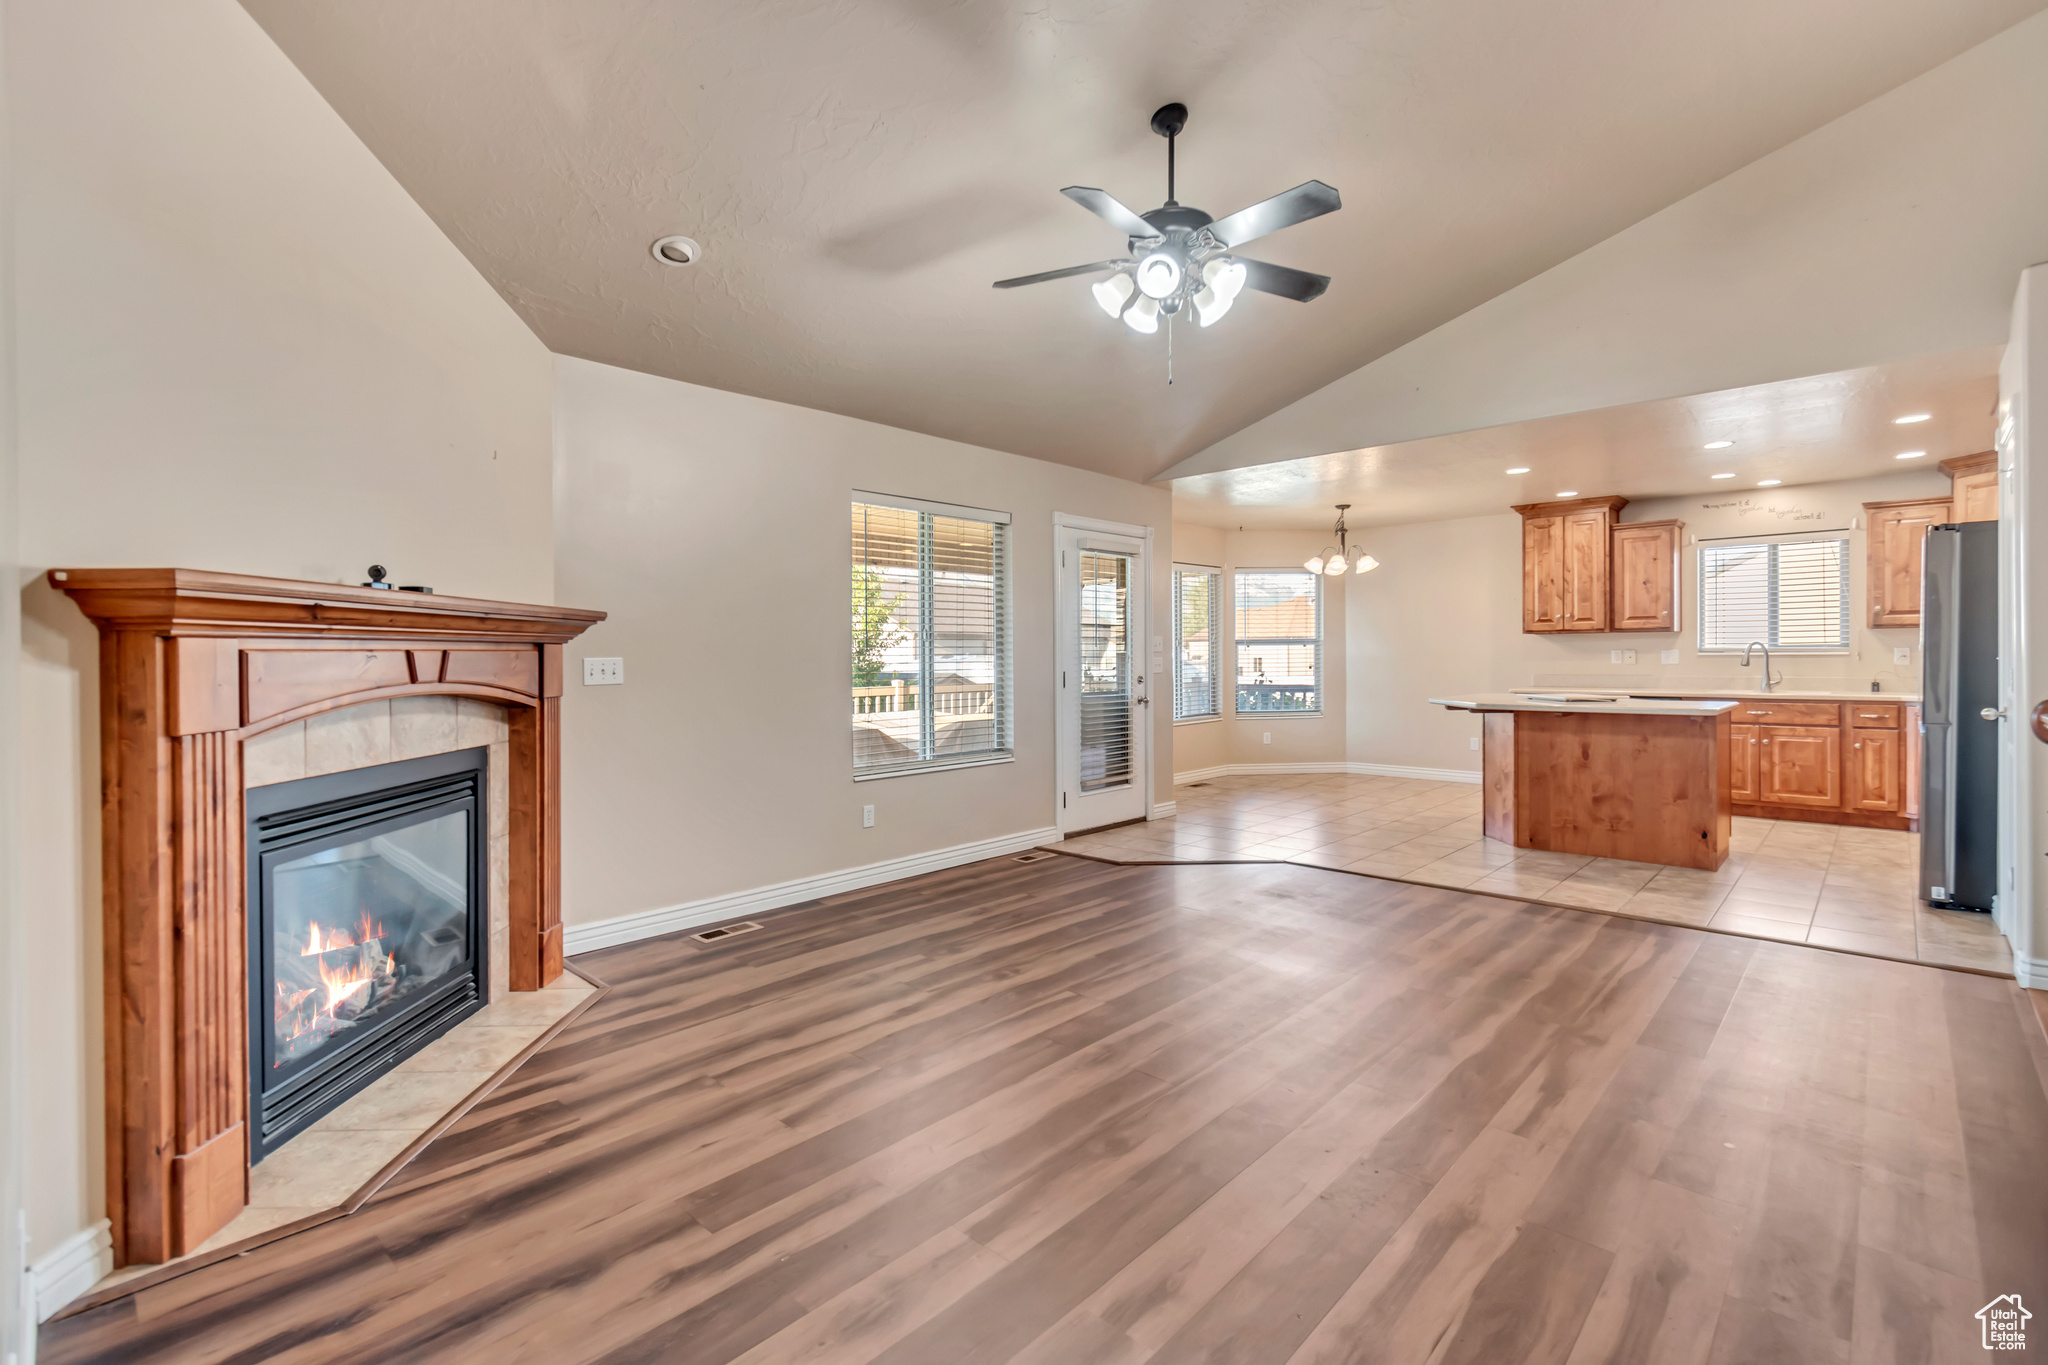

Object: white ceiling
[1169,346,2001,529]
[241,0,2044,484]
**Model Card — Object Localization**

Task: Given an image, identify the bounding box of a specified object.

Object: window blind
[1235,570,1321,712]
[851,500,1010,776]
[1077,551,1134,792]
[1698,536,1850,651]
[1172,567,1221,720]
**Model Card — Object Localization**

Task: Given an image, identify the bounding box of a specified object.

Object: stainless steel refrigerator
[1919,521,1998,911]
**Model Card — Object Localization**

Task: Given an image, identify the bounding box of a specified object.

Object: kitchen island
[1432,693,1739,870]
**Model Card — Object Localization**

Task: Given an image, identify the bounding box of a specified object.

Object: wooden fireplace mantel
[53,568,605,1265]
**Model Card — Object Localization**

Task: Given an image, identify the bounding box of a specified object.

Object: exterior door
[1057,525,1149,833]
[1760,725,1842,808]
[1730,723,1760,803]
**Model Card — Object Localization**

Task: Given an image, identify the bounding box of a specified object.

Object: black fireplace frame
[245,747,490,1162]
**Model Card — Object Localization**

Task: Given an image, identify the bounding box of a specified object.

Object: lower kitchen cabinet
[1847,726,1903,813]
[1757,724,1841,808]
[1729,723,1760,803]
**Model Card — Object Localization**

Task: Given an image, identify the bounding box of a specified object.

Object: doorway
[1056,518,1151,834]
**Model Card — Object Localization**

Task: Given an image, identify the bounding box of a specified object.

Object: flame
[319,954,373,1012]
[300,915,386,957]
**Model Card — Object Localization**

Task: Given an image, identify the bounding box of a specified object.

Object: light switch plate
[583,656,624,686]
[1893,646,1912,665]
[1661,649,1680,664]
[1470,737,1480,751]
[1610,649,1624,663]
[861,804,874,828]
[1263,732,1271,744]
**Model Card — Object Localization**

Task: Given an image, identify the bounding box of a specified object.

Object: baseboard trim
[31,1219,111,1322]
[2017,956,2044,990]
[1149,801,1178,820]
[563,826,1063,955]
[1173,762,1481,786]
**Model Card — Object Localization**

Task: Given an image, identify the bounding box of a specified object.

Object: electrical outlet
[582,656,624,686]
[1470,737,1480,751]
[1893,646,1912,665]
[1611,649,1623,663]
[1262,732,1272,744]
[1661,649,1680,665]
[861,804,874,828]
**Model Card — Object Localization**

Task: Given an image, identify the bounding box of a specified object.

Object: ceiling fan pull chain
[1167,313,1174,386]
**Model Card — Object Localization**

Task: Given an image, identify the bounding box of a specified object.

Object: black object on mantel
[362,564,434,595]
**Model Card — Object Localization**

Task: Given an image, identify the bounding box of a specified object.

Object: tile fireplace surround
[50,569,605,1266]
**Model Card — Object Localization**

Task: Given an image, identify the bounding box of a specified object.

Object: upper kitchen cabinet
[1863,496,1951,628]
[1940,451,1998,522]
[1514,496,1626,633]
[1610,519,1683,632]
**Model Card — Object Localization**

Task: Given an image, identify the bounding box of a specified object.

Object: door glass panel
[1078,552,1132,792]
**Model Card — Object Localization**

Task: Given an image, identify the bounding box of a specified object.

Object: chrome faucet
[1741,641,1780,693]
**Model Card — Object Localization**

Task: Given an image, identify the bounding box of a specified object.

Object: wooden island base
[1479,706,1733,871]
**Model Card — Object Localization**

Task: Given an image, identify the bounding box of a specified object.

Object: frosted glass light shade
[1136,252,1182,299]
[1353,555,1379,573]
[1092,273,1135,318]
[1124,294,1160,334]
[1303,554,1326,575]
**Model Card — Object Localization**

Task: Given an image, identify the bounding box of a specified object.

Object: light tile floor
[1051,772,2013,975]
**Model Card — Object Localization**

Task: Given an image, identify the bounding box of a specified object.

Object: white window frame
[1172,564,1223,724]
[1233,568,1324,716]
[1695,530,1853,655]
[851,492,1014,781]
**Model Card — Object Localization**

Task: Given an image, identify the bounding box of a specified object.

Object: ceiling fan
[994,103,1340,339]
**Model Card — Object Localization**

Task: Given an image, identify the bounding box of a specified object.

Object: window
[1698,535,1850,651]
[851,496,1010,776]
[1172,566,1221,720]
[1235,570,1321,712]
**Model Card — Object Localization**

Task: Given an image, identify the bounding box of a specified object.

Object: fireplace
[246,747,489,1161]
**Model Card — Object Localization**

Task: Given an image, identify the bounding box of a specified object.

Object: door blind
[1698,536,1849,650]
[1172,567,1220,720]
[1235,570,1321,712]
[852,501,1009,775]
[1078,551,1133,791]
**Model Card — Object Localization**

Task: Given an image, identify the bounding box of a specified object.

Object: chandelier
[1304,504,1379,577]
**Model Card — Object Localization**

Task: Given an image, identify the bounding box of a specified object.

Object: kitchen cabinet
[1905,704,1922,820]
[1729,723,1760,802]
[1863,497,1951,628]
[1758,724,1841,807]
[1611,520,1682,632]
[1847,726,1903,813]
[1513,496,1627,634]
[1941,452,1998,523]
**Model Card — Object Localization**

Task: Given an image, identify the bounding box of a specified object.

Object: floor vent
[692,921,764,943]
[1013,851,1057,863]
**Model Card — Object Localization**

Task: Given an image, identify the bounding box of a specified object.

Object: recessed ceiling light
[1505,467,1530,475]
[1896,450,1926,460]
[1894,413,1931,424]
[651,235,702,266]
[1703,440,1734,450]
[1758,479,1782,487]
[1557,490,1579,498]
[1711,472,1735,479]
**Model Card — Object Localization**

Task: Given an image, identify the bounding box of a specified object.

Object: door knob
[1980,707,2006,721]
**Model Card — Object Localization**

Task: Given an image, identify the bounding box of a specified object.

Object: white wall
[1166,10,2048,482]
[11,0,555,1274]
[1167,522,1350,778]
[552,356,1172,938]
[1344,469,1950,775]
[0,0,25,1347]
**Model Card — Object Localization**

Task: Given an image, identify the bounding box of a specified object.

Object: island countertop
[1509,686,1922,705]
[1432,692,1740,718]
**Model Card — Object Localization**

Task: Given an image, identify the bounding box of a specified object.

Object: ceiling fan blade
[1208,181,1341,249]
[991,259,1128,289]
[1060,187,1160,240]
[1237,257,1331,302]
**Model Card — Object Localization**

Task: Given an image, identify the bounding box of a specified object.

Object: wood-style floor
[42,855,2048,1364]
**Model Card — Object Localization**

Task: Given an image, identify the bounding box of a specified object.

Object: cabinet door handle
[1854,742,1862,749]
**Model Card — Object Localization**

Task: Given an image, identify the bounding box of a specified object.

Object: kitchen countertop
[1433,693,1739,717]
[1511,687,1922,704]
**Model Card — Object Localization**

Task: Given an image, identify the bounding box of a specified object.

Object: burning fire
[276,909,396,1065]
[300,912,387,957]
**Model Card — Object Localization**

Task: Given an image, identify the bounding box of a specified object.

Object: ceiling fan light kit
[994,103,1340,377]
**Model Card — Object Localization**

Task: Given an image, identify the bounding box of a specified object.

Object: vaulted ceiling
[243,0,2045,484]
